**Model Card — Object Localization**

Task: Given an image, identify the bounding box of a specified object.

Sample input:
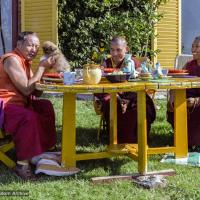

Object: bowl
[105,73,131,83]
[140,72,152,77]
[139,72,152,81]
[43,72,61,78]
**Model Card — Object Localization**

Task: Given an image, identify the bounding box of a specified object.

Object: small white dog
[41,41,70,72]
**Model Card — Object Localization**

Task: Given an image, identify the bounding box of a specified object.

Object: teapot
[83,63,102,84]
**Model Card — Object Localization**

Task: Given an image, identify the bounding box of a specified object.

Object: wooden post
[61,93,76,167]
[110,93,117,145]
[174,89,188,157]
[137,90,148,174]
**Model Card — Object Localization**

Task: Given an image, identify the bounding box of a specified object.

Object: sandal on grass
[35,158,80,176]
[31,152,61,165]
[14,164,37,181]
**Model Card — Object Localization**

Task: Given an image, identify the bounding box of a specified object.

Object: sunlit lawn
[0,94,200,200]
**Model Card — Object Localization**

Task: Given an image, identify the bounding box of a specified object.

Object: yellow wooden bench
[0,129,15,168]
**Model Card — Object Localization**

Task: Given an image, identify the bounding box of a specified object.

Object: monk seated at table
[167,35,200,152]
[95,36,156,143]
[0,31,58,180]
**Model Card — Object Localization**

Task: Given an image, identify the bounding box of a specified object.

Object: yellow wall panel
[21,0,58,70]
[153,0,181,68]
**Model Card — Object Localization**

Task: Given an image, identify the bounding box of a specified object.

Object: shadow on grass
[56,126,109,148]
[77,157,133,176]
[149,131,174,147]
[57,125,174,149]
[35,156,133,183]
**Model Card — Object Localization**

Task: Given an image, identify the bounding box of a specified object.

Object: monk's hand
[187,98,195,108]
[39,56,55,69]
[120,99,130,114]
[187,97,200,108]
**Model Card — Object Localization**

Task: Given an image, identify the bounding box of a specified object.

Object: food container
[140,72,152,80]
[140,72,152,77]
[83,64,102,84]
[105,73,131,83]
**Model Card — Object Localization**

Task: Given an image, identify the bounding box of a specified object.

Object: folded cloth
[35,158,80,176]
[161,152,200,167]
[31,151,61,165]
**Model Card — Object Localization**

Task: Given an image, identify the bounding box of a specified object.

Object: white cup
[63,72,75,85]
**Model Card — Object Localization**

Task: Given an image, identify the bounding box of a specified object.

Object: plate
[154,76,172,79]
[103,68,116,73]
[175,75,197,78]
[168,69,188,73]
[140,76,152,81]
[42,77,63,83]
[150,79,174,83]
[168,73,189,77]
[43,73,61,79]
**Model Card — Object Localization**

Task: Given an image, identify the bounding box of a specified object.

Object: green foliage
[58,0,168,68]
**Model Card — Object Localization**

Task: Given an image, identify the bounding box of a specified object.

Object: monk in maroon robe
[0,32,56,179]
[167,36,200,149]
[95,36,156,143]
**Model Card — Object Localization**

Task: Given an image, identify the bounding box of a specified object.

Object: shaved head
[110,36,127,47]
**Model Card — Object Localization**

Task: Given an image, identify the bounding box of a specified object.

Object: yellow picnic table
[36,77,200,175]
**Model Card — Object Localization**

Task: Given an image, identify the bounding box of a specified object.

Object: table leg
[110,93,117,145]
[137,90,147,174]
[61,93,76,167]
[174,89,188,157]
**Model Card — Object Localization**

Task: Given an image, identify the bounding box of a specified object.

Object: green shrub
[58,0,168,68]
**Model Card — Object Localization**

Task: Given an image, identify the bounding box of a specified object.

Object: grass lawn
[0,95,200,200]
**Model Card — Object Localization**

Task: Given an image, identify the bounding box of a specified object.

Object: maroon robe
[4,99,56,160]
[0,49,56,161]
[95,58,156,143]
[167,59,200,147]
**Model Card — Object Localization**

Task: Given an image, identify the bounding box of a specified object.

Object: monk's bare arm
[4,56,52,96]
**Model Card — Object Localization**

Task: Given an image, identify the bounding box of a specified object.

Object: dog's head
[42,41,59,55]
